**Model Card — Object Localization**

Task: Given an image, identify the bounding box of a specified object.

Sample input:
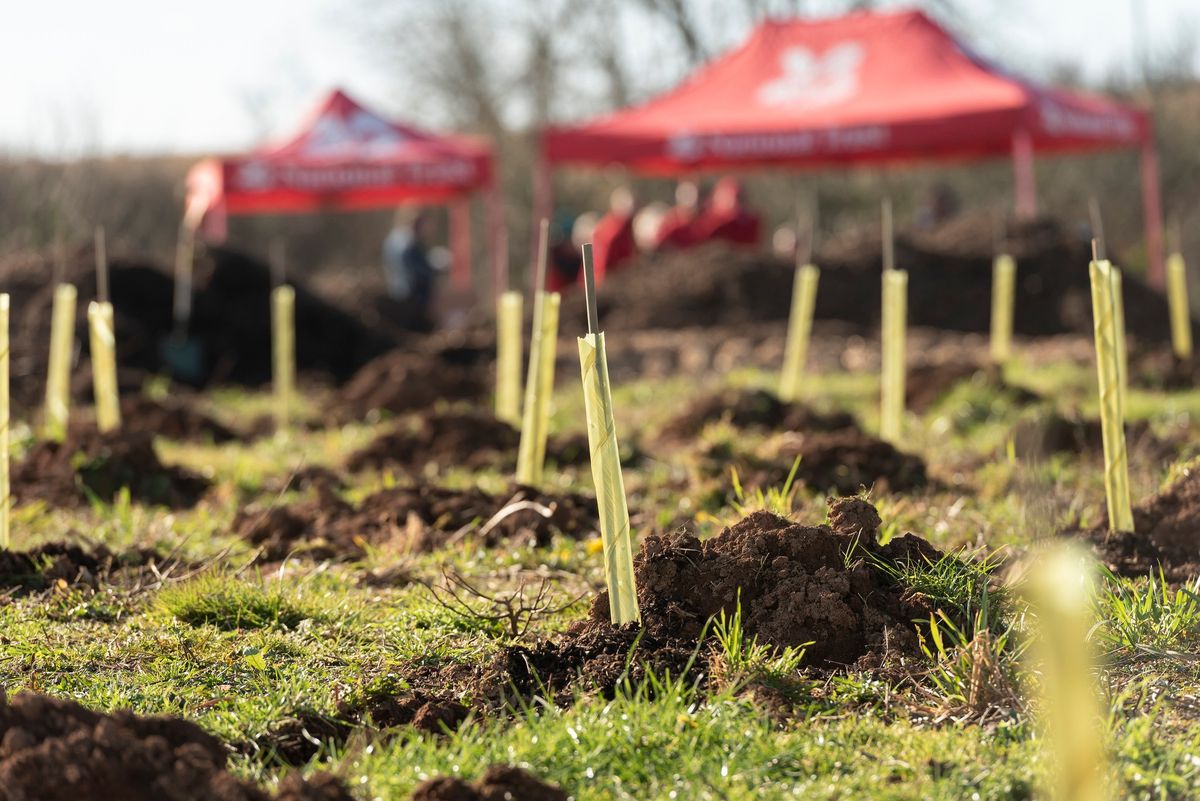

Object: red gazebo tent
[540,8,1164,284]
[186,88,501,291]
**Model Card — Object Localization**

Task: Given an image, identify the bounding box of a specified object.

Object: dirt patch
[1012,412,1168,462]
[236,483,599,562]
[1130,345,1200,391]
[494,498,945,705]
[906,360,1041,415]
[1073,462,1200,583]
[0,690,353,801]
[656,388,858,442]
[412,765,567,801]
[346,410,520,473]
[556,214,1191,344]
[0,542,181,595]
[113,395,238,443]
[698,429,928,496]
[332,350,487,421]
[12,429,210,508]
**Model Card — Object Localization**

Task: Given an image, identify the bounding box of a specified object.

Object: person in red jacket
[590,187,637,284]
[693,176,761,247]
[652,181,701,252]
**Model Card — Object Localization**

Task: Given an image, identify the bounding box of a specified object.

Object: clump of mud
[113,395,239,443]
[906,360,1041,415]
[495,498,945,705]
[1074,462,1200,583]
[0,690,354,801]
[12,430,210,508]
[346,410,520,473]
[333,350,487,420]
[411,765,567,801]
[656,388,858,441]
[0,542,178,595]
[235,483,599,562]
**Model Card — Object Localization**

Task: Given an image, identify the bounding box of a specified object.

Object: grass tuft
[159,574,314,630]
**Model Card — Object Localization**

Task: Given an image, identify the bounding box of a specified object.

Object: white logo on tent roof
[757,42,865,109]
[304,109,409,156]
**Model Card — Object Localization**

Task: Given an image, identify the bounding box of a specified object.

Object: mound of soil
[656,388,858,441]
[412,765,567,801]
[700,429,928,496]
[236,483,599,562]
[1012,412,1167,462]
[346,410,520,473]
[1130,345,1200,390]
[1074,462,1200,582]
[112,395,239,443]
[0,245,398,402]
[556,214,1190,344]
[251,690,470,767]
[0,690,353,801]
[0,542,177,595]
[496,499,945,705]
[905,360,1041,415]
[12,429,210,508]
[332,350,487,420]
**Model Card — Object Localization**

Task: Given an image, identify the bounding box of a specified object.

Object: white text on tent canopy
[1037,98,1139,141]
[667,124,889,162]
[304,109,409,157]
[233,161,478,192]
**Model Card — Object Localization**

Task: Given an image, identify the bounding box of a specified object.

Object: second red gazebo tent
[187,88,502,291]
[540,9,1163,283]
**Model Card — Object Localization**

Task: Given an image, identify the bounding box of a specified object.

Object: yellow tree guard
[879,270,908,443]
[516,291,561,486]
[43,283,77,441]
[989,254,1016,364]
[1110,267,1128,419]
[1167,253,1193,360]
[779,264,820,401]
[1023,544,1108,801]
[87,301,121,433]
[578,332,640,625]
[272,285,295,430]
[1088,260,1134,532]
[495,291,524,425]
[0,294,8,550]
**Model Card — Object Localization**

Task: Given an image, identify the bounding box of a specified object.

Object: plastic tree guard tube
[990,254,1016,364]
[496,291,524,425]
[779,264,820,401]
[87,301,121,433]
[272,285,295,430]
[517,291,561,486]
[1166,253,1193,360]
[578,332,640,625]
[1088,260,1134,532]
[43,283,77,441]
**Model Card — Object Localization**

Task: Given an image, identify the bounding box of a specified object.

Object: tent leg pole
[450,200,473,293]
[1141,140,1165,288]
[1012,130,1037,221]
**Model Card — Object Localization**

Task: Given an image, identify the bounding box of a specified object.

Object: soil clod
[411,765,568,801]
[657,388,858,441]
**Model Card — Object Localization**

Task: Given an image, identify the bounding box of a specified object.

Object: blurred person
[547,214,582,292]
[693,177,761,247]
[914,183,961,229]
[590,186,638,283]
[383,207,439,324]
[633,201,668,252]
[652,181,702,252]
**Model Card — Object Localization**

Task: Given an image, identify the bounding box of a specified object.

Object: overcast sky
[1,0,1195,157]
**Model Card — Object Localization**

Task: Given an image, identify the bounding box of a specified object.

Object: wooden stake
[173,223,195,340]
[94,226,109,304]
[799,190,820,267]
[881,197,895,273]
[583,243,599,335]
[533,218,549,294]
[1088,198,1106,262]
[272,285,296,431]
[270,237,287,288]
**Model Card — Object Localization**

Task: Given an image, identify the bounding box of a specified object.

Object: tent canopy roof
[543,9,1150,173]
[187,88,493,218]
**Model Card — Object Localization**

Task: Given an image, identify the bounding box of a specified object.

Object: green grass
[2,342,1200,799]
